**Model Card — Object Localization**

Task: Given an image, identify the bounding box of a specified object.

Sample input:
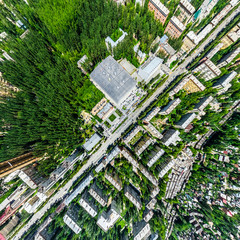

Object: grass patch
[109,114,117,122]
[104,121,111,128]
[116,109,123,117]
[129,131,143,146]
[110,28,123,42]
[170,59,179,69]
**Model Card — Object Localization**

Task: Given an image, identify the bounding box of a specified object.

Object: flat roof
[83,133,102,152]
[90,56,136,105]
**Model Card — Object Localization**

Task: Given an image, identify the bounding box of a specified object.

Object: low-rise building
[79,191,98,217]
[24,192,47,214]
[175,113,196,129]
[165,16,186,39]
[18,166,43,189]
[193,96,214,113]
[0,215,19,239]
[159,98,181,115]
[148,0,169,25]
[105,28,127,50]
[147,147,165,167]
[217,47,240,68]
[77,55,88,74]
[91,98,108,116]
[138,56,163,84]
[97,102,114,120]
[193,59,221,81]
[211,4,232,26]
[161,129,181,147]
[195,0,218,21]
[134,44,146,64]
[133,220,151,240]
[158,35,176,56]
[175,0,195,24]
[83,133,102,152]
[63,206,82,234]
[105,170,122,191]
[170,74,205,96]
[89,182,108,207]
[97,201,121,232]
[124,185,142,210]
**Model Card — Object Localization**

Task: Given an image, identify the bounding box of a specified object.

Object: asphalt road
[13,6,240,240]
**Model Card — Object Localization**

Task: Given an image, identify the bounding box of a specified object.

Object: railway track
[0,152,41,178]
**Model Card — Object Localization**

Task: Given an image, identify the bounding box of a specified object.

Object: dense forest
[0,0,166,171]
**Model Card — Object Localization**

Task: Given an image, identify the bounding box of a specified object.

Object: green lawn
[115,109,123,117]
[110,28,123,42]
[129,131,143,145]
[104,121,111,128]
[109,114,117,122]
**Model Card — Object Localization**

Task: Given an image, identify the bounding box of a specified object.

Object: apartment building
[159,98,181,115]
[121,147,139,168]
[97,201,121,232]
[143,107,160,123]
[65,172,94,205]
[146,198,157,209]
[170,74,205,96]
[144,122,163,139]
[221,23,240,49]
[143,208,154,222]
[175,113,196,129]
[105,170,123,191]
[79,191,98,217]
[133,220,151,240]
[124,125,144,143]
[181,32,197,53]
[148,0,169,25]
[205,43,224,59]
[124,185,142,210]
[161,129,181,147]
[89,182,108,207]
[134,135,153,156]
[217,47,240,68]
[158,159,175,178]
[147,147,165,167]
[165,16,186,39]
[213,71,237,93]
[193,96,214,113]
[193,59,221,81]
[139,164,158,186]
[195,0,218,21]
[63,206,82,234]
[175,0,195,24]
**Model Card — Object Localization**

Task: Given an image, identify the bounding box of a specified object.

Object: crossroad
[13,7,240,240]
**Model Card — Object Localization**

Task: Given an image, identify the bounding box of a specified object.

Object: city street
[13,6,240,240]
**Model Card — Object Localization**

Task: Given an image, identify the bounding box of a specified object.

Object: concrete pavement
[13,7,240,240]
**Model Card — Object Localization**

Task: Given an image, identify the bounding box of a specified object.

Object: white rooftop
[170,16,186,32]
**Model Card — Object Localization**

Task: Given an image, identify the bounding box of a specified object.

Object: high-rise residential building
[89,182,108,207]
[97,201,121,232]
[193,96,214,113]
[221,23,240,49]
[217,47,240,68]
[175,113,197,129]
[124,185,142,210]
[195,0,218,21]
[105,169,123,191]
[165,16,186,39]
[159,98,181,115]
[63,206,82,234]
[148,0,170,25]
[161,129,181,147]
[133,220,151,240]
[79,191,98,217]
